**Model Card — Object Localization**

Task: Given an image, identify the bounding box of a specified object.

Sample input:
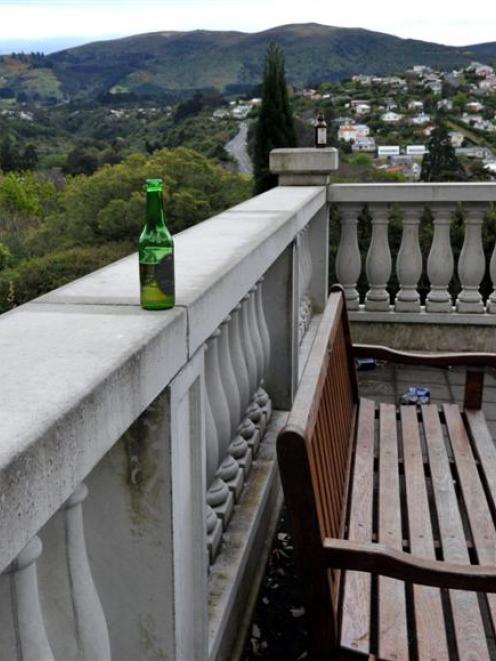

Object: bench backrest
[277,287,358,655]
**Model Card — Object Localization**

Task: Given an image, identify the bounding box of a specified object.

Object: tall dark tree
[0,135,17,172]
[421,124,466,182]
[253,44,297,194]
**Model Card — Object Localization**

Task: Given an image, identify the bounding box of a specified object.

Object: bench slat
[401,406,449,660]
[378,403,409,660]
[422,405,490,660]
[340,397,375,656]
[444,404,496,639]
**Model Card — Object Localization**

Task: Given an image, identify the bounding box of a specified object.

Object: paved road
[225,122,253,174]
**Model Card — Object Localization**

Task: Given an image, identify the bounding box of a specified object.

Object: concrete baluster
[426,204,454,313]
[206,504,222,565]
[299,227,313,339]
[335,204,362,310]
[240,294,258,398]
[205,335,237,516]
[395,204,423,312]
[229,304,260,455]
[253,282,273,427]
[456,204,486,313]
[63,483,111,661]
[9,536,54,661]
[365,203,392,311]
[205,349,233,532]
[219,316,251,477]
[242,291,265,438]
[219,316,242,436]
[256,277,271,381]
[487,240,496,313]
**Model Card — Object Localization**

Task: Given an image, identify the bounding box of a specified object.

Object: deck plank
[377,403,409,660]
[422,404,489,660]
[444,404,496,640]
[401,405,449,660]
[340,398,375,656]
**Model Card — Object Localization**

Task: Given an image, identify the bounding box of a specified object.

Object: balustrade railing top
[328,182,496,203]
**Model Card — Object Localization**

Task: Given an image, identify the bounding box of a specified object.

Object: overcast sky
[0,0,495,51]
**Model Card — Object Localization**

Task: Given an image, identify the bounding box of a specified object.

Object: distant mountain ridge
[0,23,493,102]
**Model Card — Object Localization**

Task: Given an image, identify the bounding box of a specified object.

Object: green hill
[0,23,492,102]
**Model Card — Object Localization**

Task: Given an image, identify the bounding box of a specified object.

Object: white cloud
[0,0,494,46]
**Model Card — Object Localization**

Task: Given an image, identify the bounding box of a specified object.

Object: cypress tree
[420,124,466,181]
[253,44,297,194]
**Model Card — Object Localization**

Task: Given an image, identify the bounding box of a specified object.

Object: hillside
[464,42,496,60]
[0,23,492,102]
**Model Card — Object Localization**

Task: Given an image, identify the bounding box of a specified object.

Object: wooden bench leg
[464,370,484,410]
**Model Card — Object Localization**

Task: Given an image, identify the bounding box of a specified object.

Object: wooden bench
[277,286,496,660]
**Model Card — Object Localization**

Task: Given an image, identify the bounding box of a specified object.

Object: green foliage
[253,44,297,194]
[0,242,12,270]
[0,242,133,312]
[421,124,466,182]
[0,147,251,312]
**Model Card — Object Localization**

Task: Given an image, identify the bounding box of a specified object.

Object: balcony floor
[243,362,496,660]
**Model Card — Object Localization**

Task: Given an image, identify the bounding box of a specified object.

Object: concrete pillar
[269,147,338,186]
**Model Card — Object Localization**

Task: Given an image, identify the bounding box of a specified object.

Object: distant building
[406,145,428,158]
[449,131,465,148]
[437,98,454,111]
[408,100,424,111]
[337,123,370,142]
[381,111,402,123]
[352,137,376,152]
[410,113,431,125]
[354,103,371,116]
[377,145,401,157]
[466,101,484,113]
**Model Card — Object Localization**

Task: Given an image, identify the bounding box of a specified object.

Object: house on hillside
[437,98,454,111]
[466,101,484,113]
[408,100,424,112]
[381,111,402,123]
[410,113,431,125]
[449,131,465,148]
[354,103,371,116]
[351,137,376,152]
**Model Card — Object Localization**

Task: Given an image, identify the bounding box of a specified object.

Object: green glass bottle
[139,179,175,310]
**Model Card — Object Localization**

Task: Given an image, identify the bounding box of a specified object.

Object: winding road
[225,122,253,174]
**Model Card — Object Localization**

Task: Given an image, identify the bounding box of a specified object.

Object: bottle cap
[146,178,164,192]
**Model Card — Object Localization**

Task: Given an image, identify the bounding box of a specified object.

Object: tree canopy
[420,124,466,182]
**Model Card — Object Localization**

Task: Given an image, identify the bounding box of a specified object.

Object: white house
[377,145,401,157]
[381,111,403,123]
[410,113,431,125]
[437,99,454,111]
[408,100,424,111]
[449,131,465,148]
[352,137,376,152]
[466,101,484,113]
[355,103,371,116]
[337,124,370,142]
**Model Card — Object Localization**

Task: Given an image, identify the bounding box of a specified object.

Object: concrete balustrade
[0,182,328,660]
[329,184,496,343]
[5,148,496,660]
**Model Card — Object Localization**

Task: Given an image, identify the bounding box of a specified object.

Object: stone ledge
[349,307,496,326]
[270,147,339,176]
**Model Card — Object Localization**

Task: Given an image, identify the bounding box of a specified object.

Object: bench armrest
[352,344,496,370]
[324,538,496,592]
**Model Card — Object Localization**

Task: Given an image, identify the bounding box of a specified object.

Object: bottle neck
[145,190,165,228]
